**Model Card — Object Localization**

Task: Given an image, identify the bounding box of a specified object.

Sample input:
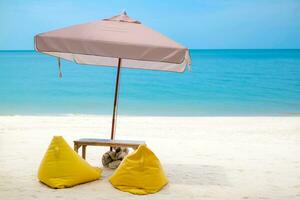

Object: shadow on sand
[164,164,229,186]
[101,163,229,187]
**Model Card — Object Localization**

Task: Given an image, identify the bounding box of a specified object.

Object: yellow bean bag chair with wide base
[109,144,168,195]
[38,136,101,189]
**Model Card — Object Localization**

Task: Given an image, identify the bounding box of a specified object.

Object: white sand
[0,116,300,200]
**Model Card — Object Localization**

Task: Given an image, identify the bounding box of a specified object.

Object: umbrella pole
[110,58,122,146]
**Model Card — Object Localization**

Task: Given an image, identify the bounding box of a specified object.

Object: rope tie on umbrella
[57,58,62,78]
[188,64,191,72]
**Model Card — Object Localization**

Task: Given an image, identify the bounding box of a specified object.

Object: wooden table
[74,138,145,159]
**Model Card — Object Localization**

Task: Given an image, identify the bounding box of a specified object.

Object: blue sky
[0,0,299,50]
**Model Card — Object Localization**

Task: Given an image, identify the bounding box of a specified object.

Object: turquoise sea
[0,49,299,116]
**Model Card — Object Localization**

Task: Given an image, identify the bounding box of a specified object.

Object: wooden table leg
[74,143,79,153]
[82,145,87,159]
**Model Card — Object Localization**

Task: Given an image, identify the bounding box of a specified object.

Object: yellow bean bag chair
[109,144,168,195]
[38,136,101,188]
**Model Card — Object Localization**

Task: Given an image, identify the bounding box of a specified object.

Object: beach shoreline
[0,115,299,199]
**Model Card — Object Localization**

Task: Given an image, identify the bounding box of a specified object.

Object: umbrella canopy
[34,12,191,141]
[35,12,191,72]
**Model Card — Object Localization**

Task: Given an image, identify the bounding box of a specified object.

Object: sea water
[0,49,299,116]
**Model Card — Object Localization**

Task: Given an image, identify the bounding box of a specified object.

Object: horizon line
[0,48,300,52]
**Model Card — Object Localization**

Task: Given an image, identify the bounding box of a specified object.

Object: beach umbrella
[34,11,191,140]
